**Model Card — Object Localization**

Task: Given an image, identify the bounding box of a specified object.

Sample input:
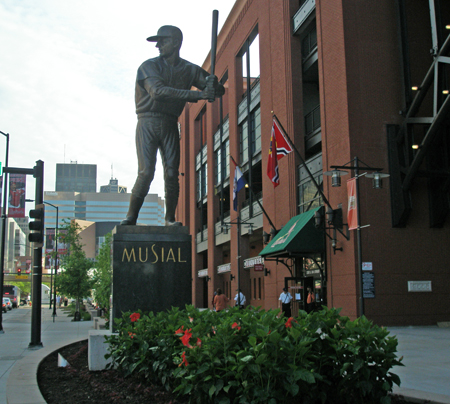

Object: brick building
[178,0,450,325]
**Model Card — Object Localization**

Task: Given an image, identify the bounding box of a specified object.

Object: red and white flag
[347,177,358,230]
[267,117,293,187]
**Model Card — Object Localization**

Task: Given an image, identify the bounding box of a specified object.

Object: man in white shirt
[234,289,246,309]
[279,287,293,317]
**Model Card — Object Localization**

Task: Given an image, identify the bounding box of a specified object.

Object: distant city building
[0,218,27,272]
[73,220,121,259]
[13,217,32,256]
[100,178,127,194]
[43,191,165,230]
[55,162,97,193]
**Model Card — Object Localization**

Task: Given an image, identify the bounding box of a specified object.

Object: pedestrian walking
[279,287,293,317]
[306,287,315,313]
[234,289,246,309]
[213,289,229,312]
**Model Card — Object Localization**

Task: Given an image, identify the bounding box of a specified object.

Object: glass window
[298,154,323,214]
[240,120,249,164]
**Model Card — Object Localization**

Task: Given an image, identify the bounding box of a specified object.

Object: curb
[393,387,450,404]
[6,337,87,404]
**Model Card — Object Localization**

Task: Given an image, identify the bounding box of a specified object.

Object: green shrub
[105,306,402,404]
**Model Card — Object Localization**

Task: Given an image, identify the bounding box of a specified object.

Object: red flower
[196,338,202,347]
[128,331,136,339]
[179,351,189,367]
[231,322,241,331]
[285,317,295,328]
[180,328,193,348]
[130,312,140,322]
[174,326,184,335]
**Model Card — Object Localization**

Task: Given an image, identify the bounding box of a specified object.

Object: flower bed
[106,306,403,404]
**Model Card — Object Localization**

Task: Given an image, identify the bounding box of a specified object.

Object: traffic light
[29,204,45,247]
[17,268,21,275]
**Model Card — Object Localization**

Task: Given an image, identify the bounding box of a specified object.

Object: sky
[0,0,236,209]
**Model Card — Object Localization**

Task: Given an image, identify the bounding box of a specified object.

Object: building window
[302,24,317,60]
[214,118,230,185]
[241,32,260,96]
[298,154,323,214]
[240,106,261,164]
[196,108,208,203]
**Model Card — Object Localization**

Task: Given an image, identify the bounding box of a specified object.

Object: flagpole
[237,210,241,308]
[272,114,333,211]
[230,155,278,231]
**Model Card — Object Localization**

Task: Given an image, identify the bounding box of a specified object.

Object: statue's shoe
[120,217,137,225]
[165,220,182,226]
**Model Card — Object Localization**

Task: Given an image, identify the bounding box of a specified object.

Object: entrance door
[284,277,314,316]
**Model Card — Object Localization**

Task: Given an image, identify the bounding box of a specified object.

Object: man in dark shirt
[121,25,224,226]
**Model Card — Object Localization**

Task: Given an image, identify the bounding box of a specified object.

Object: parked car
[2,298,8,313]
[4,298,12,310]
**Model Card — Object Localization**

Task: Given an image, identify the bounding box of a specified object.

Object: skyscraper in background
[55,162,97,193]
[100,178,127,194]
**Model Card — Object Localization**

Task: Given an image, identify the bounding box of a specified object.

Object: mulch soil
[37,340,413,404]
[37,340,188,404]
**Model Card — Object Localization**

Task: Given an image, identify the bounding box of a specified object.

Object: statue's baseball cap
[147,26,183,42]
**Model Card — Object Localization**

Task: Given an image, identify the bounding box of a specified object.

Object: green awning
[260,206,325,258]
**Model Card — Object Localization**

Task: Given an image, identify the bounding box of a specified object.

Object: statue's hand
[204,75,218,102]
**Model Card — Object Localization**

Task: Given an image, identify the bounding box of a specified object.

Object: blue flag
[233,165,246,211]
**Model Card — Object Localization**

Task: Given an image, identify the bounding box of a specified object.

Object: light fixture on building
[412,144,420,150]
[366,172,390,189]
[230,274,235,281]
[263,231,270,244]
[247,225,253,235]
[270,227,278,239]
[324,169,348,187]
[222,225,229,235]
[443,90,449,95]
[326,206,335,224]
[411,86,419,91]
[314,210,322,228]
[331,238,343,254]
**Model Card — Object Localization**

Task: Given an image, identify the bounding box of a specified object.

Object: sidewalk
[0,305,93,404]
[388,326,450,403]
[1,308,449,404]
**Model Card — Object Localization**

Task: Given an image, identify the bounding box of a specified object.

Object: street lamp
[324,157,389,317]
[44,201,58,321]
[0,130,9,334]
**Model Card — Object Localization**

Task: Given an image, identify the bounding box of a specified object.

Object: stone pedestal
[111,226,192,326]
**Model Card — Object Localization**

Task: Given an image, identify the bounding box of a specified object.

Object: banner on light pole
[347,177,358,230]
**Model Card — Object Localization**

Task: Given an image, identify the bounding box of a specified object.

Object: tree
[93,232,112,316]
[55,220,94,319]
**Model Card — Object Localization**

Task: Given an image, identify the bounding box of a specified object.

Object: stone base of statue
[111,225,192,329]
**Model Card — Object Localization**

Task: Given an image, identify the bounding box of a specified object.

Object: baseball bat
[208,10,219,102]
[211,9,219,76]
